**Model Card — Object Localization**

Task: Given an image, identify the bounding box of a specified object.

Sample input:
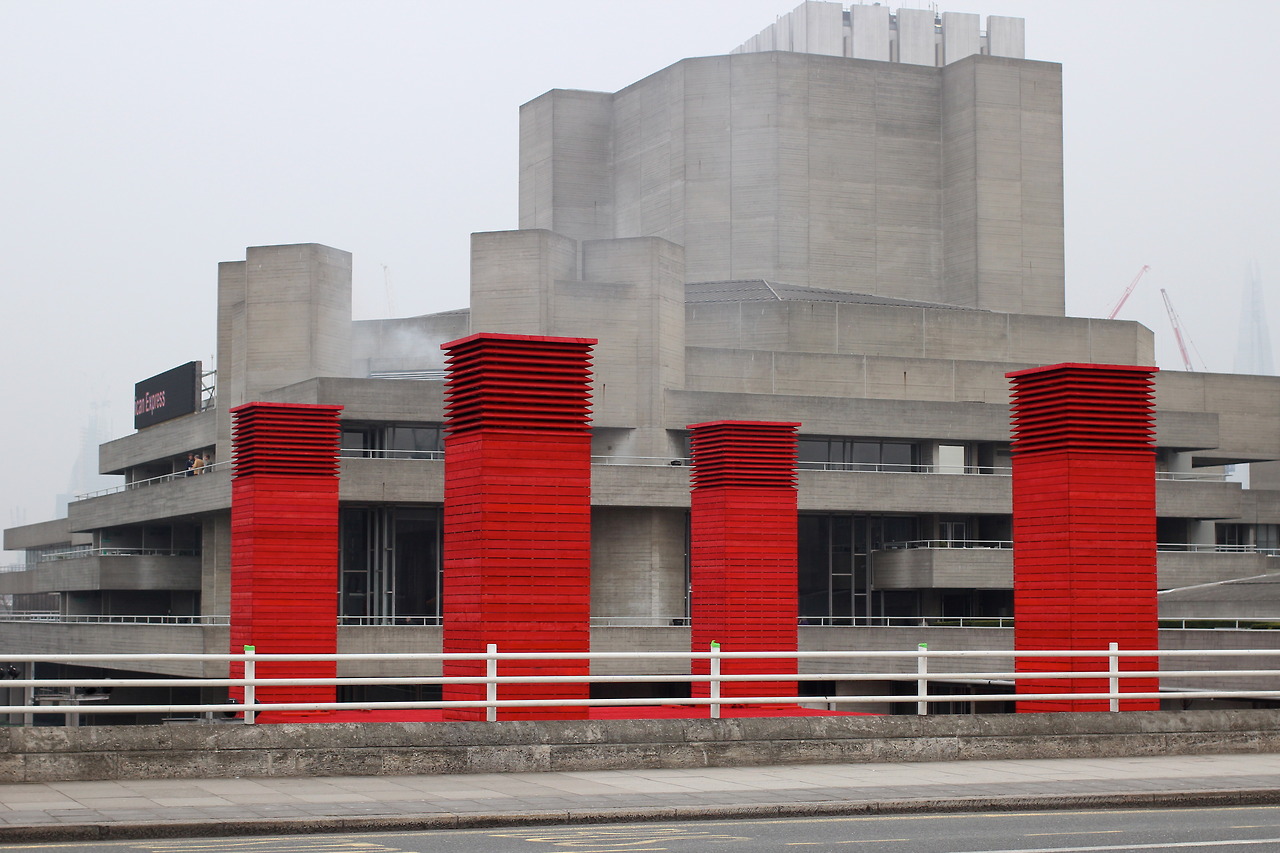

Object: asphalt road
[10,805,1280,853]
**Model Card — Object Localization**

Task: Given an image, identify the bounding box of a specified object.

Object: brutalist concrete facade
[3,2,1280,715]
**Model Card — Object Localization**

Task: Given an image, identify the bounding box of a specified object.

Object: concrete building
[4,2,1280,716]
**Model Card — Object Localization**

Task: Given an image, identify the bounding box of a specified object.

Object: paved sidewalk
[1,753,1279,842]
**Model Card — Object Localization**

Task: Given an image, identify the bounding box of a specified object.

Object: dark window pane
[797,438,830,464]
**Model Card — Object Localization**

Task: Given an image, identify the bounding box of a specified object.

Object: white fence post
[1108,642,1120,712]
[917,643,929,715]
[242,645,256,725]
[485,643,498,722]
[709,642,721,720]
[21,661,33,727]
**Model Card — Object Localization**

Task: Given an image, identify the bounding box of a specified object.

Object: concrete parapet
[3,709,1279,784]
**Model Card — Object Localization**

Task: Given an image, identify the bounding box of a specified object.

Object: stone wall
[4,709,1279,784]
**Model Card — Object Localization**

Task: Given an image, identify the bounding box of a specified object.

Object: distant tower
[1234,262,1275,376]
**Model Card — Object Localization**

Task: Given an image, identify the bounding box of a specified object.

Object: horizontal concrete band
[5,709,1280,784]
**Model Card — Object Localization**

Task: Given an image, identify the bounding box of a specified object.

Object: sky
[1,0,1277,544]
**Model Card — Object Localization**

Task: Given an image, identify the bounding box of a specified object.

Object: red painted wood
[1007,364,1159,712]
[688,421,800,700]
[441,334,596,720]
[229,403,343,706]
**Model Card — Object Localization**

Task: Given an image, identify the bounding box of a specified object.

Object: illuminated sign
[134,361,201,429]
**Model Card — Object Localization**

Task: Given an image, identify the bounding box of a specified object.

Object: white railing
[589,616,692,627]
[31,547,200,564]
[1155,470,1230,482]
[591,456,690,467]
[338,615,442,626]
[2,646,1280,723]
[800,616,1014,628]
[1156,543,1280,554]
[797,461,1012,475]
[339,448,443,461]
[0,614,227,625]
[4,613,1280,630]
[75,461,229,500]
[883,539,1013,550]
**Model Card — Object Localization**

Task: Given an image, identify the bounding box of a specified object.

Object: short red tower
[1007,363,1159,711]
[688,420,800,701]
[229,402,343,706]
[441,333,596,720]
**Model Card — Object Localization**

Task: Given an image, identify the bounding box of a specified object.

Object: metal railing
[338,616,442,627]
[31,547,200,564]
[4,613,1280,630]
[0,613,227,625]
[76,461,229,500]
[339,448,444,461]
[1156,543,1280,555]
[2,646,1280,723]
[799,616,1015,628]
[797,461,1012,475]
[591,456,691,466]
[883,539,1013,550]
[1155,470,1230,482]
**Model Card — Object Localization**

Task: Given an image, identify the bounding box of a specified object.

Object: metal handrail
[0,614,227,625]
[338,616,441,626]
[1156,543,1279,554]
[797,461,1012,475]
[76,461,229,500]
[338,448,444,460]
[2,646,1280,722]
[1155,470,1230,482]
[3,613,1280,630]
[882,539,1013,550]
[33,547,200,563]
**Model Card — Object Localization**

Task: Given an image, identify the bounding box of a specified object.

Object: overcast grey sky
[1,0,1276,541]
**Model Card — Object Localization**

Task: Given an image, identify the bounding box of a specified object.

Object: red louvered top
[443,333,595,434]
[1006,363,1157,453]
[230,402,343,477]
[688,420,800,488]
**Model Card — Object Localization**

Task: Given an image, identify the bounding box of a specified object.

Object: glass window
[797,438,832,464]
[387,426,442,458]
[852,442,879,468]
[882,443,914,472]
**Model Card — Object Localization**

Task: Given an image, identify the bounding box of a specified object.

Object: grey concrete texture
[0,752,1278,843]
[5,709,1280,786]
[520,51,1065,316]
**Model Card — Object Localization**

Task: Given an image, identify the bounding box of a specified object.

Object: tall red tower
[441,333,595,720]
[229,402,343,706]
[1007,363,1159,711]
[688,420,800,701]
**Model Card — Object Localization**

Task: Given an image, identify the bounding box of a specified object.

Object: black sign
[134,361,201,430]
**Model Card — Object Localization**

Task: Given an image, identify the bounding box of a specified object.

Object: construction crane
[1160,288,1204,372]
[1107,265,1151,319]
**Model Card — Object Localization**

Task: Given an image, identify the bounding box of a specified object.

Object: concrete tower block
[897,8,937,66]
[987,16,1026,59]
[519,89,614,242]
[799,1,844,57]
[942,12,981,65]
[942,56,1064,315]
[850,4,891,61]
[578,237,686,441]
[469,229,578,335]
[239,244,352,402]
[215,244,352,460]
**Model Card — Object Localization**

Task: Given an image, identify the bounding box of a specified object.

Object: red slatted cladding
[1007,363,1159,712]
[441,333,595,720]
[688,421,800,700]
[229,402,342,706]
